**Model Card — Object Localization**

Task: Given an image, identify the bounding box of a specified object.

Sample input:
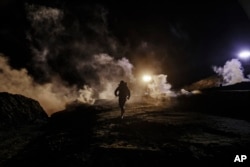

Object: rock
[0,92,48,128]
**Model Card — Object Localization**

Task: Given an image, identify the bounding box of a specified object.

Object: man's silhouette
[114,80,130,119]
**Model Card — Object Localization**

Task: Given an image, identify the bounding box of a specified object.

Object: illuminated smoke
[1,4,135,115]
[77,85,95,104]
[212,59,250,86]
[144,74,174,98]
[1,3,176,115]
[76,53,134,99]
[0,55,96,116]
[0,52,134,115]
[25,3,124,82]
[25,4,64,80]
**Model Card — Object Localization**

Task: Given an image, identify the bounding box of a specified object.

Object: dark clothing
[114,82,130,100]
[114,81,130,119]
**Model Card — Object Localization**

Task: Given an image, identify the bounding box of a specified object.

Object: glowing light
[142,75,152,82]
[238,50,250,59]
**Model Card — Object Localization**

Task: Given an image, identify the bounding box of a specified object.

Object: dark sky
[1,0,250,88]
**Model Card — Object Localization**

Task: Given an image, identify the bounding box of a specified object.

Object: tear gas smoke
[76,53,134,99]
[140,74,175,98]
[0,55,96,116]
[0,54,134,116]
[0,4,137,115]
[148,74,172,95]
[212,58,250,86]
[25,3,124,83]
[1,4,175,115]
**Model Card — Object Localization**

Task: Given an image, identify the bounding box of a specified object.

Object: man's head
[120,80,127,86]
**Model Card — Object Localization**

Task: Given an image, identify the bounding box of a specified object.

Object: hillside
[183,75,221,91]
[0,92,48,128]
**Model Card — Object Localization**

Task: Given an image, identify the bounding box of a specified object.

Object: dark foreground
[1,91,250,167]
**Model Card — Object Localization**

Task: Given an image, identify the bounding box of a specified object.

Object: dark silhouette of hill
[183,74,250,92]
[2,102,106,167]
[183,75,221,91]
[203,81,250,91]
[0,92,48,128]
[177,81,250,121]
[49,102,103,131]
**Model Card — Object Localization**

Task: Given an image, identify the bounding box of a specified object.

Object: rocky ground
[1,92,250,167]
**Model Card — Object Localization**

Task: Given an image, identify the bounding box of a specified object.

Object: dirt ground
[1,94,250,167]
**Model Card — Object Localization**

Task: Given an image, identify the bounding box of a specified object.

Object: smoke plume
[0,52,134,116]
[0,54,86,115]
[147,74,173,96]
[135,74,175,101]
[25,3,126,83]
[0,4,136,115]
[212,58,250,86]
[1,3,175,115]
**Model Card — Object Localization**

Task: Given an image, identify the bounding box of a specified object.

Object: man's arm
[114,87,119,96]
[127,88,130,99]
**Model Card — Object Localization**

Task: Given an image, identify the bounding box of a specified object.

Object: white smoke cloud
[25,4,65,80]
[0,53,135,116]
[26,4,64,36]
[0,55,96,116]
[77,85,95,104]
[0,3,176,115]
[212,59,250,86]
[143,74,174,98]
[20,4,135,109]
[77,53,134,99]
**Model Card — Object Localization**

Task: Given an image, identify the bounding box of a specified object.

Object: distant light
[238,50,250,59]
[142,75,152,83]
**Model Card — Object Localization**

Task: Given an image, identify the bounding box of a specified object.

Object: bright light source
[142,75,152,82]
[238,50,250,59]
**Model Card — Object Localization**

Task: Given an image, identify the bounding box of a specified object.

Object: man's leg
[121,107,125,119]
[119,98,126,119]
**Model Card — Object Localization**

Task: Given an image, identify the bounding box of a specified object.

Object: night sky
[1,0,250,88]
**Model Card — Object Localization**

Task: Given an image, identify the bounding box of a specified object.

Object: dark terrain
[1,90,250,167]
